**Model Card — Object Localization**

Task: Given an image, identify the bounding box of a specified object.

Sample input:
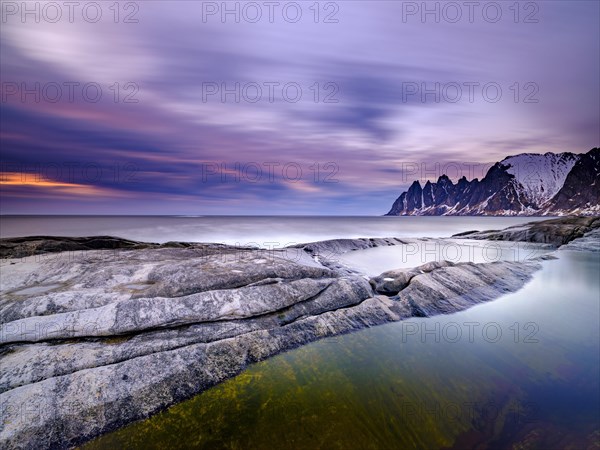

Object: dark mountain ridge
[386,148,599,216]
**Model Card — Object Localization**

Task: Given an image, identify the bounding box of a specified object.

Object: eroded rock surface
[560,228,600,251]
[370,261,456,295]
[4,219,595,448]
[452,216,600,246]
[0,235,248,259]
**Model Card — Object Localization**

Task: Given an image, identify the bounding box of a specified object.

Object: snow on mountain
[386,148,599,216]
[501,152,578,207]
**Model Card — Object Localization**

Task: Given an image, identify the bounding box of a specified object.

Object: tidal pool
[10,283,64,296]
[337,239,553,276]
[83,250,600,449]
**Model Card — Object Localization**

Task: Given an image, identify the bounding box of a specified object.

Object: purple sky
[1,1,598,215]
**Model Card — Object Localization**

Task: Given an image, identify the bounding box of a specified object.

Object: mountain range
[386,148,599,216]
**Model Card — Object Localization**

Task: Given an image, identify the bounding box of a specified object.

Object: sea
[0,215,550,246]
[1,215,598,449]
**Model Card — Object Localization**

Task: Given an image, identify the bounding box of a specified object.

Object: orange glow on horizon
[0,172,122,197]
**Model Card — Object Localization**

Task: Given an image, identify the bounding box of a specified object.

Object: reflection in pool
[337,239,554,276]
[83,250,599,449]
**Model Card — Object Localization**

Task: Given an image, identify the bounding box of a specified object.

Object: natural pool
[83,250,599,449]
[337,239,553,275]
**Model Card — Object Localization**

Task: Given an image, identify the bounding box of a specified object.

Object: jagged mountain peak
[499,152,578,206]
[437,174,452,184]
[386,149,599,216]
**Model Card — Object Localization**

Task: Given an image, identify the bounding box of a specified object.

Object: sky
[1,0,598,215]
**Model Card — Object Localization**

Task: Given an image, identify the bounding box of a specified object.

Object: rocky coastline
[1,217,598,449]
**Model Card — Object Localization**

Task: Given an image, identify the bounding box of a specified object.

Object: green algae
[82,252,600,450]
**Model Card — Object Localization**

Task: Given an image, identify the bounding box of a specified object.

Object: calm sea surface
[0,215,550,246]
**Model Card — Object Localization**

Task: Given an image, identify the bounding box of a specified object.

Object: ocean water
[83,249,600,449]
[4,215,596,449]
[0,215,550,246]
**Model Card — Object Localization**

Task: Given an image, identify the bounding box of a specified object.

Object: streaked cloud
[1,1,598,214]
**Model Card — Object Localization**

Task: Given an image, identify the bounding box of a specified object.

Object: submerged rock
[2,218,598,449]
[0,259,540,448]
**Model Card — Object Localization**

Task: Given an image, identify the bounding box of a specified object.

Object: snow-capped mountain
[385,148,599,216]
[502,152,578,207]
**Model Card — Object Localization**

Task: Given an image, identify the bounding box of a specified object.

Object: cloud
[1,1,598,214]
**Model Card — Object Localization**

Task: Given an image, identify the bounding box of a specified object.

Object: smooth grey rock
[395,261,539,317]
[370,261,456,295]
[0,277,373,394]
[0,278,335,344]
[0,236,263,260]
[0,248,331,324]
[0,258,540,449]
[4,223,593,449]
[452,216,600,246]
[294,237,406,258]
[559,228,600,252]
